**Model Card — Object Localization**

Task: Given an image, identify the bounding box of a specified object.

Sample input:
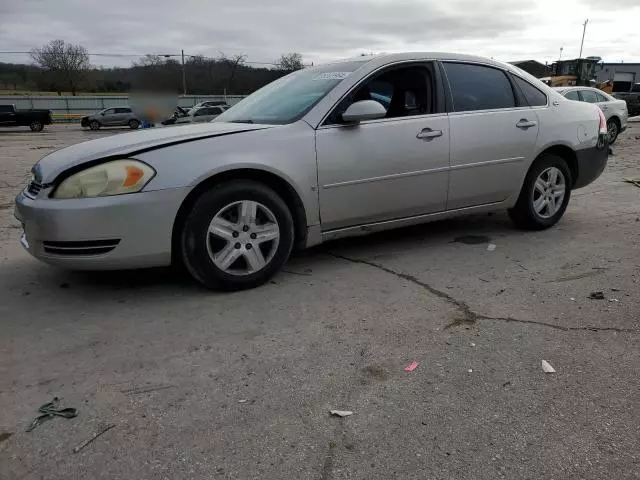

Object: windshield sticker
[313,72,351,81]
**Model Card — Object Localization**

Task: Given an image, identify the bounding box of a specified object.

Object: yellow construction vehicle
[541,57,612,92]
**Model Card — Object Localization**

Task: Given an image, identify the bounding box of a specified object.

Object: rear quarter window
[513,76,547,106]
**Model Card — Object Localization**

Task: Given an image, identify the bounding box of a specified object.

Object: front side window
[513,76,547,106]
[443,62,515,112]
[580,90,600,103]
[564,90,580,101]
[102,108,115,115]
[325,63,434,124]
[115,108,132,113]
[216,60,367,125]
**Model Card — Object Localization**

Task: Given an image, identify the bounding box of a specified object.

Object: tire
[89,120,101,130]
[606,118,619,145]
[508,154,572,230]
[180,180,295,291]
[29,120,44,132]
[128,119,140,129]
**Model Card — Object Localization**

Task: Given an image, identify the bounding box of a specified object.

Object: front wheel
[89,120,100,130]
[29,121,44,132]
[508,154,571,230]
[180,180,295,291]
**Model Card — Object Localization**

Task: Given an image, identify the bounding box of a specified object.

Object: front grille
[26,181,42,197]
[43,239,120,256]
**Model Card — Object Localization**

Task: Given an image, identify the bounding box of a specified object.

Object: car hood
[33,122,273,183]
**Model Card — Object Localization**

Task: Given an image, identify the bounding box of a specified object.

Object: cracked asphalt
[1,124,639,479]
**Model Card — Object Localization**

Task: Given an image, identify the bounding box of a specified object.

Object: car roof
[330,52,510,70]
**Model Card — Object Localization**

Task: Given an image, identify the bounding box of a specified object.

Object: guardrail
[0,95,247,123]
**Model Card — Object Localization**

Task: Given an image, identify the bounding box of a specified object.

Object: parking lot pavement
[1,124,639,479]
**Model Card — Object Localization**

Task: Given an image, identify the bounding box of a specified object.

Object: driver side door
[315,62,450,230]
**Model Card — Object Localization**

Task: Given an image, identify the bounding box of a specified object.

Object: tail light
[597,107,607,135]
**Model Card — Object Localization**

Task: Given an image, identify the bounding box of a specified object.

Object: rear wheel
[508,154,571,230]
[606,118,619,145]
[128,119,140,129]
[29,120,44,132]
[180,180,295,290]
[89,120,101,130]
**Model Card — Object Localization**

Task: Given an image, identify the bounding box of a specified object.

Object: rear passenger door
[442,62,541,210]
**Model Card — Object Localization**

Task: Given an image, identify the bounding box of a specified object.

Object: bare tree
[30,40,90,95]
[219,53,247,92]
[276,53,304,71]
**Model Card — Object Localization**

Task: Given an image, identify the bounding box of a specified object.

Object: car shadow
[10,212,523,297]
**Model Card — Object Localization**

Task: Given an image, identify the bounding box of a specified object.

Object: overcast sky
[1,0,639,68]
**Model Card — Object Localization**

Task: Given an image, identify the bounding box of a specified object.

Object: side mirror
[101,112,106,116]
[341,100,386,123]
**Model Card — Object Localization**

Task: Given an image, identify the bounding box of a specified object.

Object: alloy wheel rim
[532,167,566,219]
[206,200,280,276]
[607,121,617,143]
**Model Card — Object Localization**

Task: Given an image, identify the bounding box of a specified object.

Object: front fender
[138,121,320,227]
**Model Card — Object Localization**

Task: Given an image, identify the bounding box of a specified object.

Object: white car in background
[554,87,628,144]
[176,105,226,124]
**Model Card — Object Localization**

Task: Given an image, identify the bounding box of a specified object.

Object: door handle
[516,119,537,129]
[416,128,443,140]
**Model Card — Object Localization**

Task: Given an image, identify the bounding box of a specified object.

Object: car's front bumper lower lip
[14,187,190,270]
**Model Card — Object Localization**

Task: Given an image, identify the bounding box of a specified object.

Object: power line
[0,50,279,65]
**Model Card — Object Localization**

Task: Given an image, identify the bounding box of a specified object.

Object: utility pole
[559,47,563,60]
[181,49,187,95]
[579,19,588,58]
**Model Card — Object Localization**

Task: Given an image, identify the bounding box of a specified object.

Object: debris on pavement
[541,360,556,373]
[467,369,473,373]
[622,178,640,189]
[237,399,248,404]
[470,343,476,347]
[487,243,496,251]
[72,423,116,453]
[26,397,78,432]
[404,361,419,372]
[588,291,605,300]
[330,410,353,417]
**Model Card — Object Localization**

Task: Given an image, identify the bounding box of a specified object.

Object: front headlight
[53,159,155,199]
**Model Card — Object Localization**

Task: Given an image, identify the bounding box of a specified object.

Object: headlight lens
[53,159,155,199]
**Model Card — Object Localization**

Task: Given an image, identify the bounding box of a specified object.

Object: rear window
[513,76,547,106]
[443,62,515,112]
[564,90,580,101]
[580,90,600,103]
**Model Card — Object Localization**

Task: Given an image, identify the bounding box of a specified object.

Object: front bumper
[14,187,190,270]
[573,134,609,189]
[80,117,89,127]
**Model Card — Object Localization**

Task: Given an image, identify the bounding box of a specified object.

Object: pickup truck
[0,104,53,131]
[612,84,640,117]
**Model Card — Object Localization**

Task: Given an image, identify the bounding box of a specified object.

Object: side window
[0,105,14,112]
[211,107,222,114]
[564,90,580,101]
[580,90,599,103]
[194,108,211,117]
[102,108,115,115]
[115,107,132,114]
[325,64,434,124]
[594,92,609,103]
[443,62,515,112]
[513,76,547,106]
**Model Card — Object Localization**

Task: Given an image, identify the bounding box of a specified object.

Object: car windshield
[215,61,367,125]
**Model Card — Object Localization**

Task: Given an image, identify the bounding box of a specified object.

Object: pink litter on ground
[404,361,419,372]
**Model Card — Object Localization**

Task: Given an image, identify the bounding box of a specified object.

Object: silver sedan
[554,87,628,144]
[15,53,609,290]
